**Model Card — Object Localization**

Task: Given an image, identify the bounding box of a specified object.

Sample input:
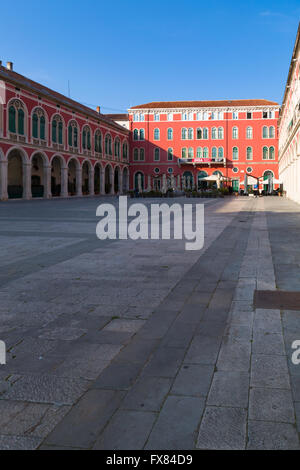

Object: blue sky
[1,0,299,112]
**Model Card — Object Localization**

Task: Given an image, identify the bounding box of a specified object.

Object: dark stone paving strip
[254,290,300,310]
[0,238,115,288]
[41,201,254,450]
[266,198,300,440]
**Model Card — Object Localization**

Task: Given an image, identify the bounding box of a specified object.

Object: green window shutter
[74,127,78,147]
[40,116,45,140]
[52,120,57,143]
[32,113,38,138]
[83,130,86,149]
[87,131,91,150]
[58,122,63,144]
[18,109,24,135]
[9,106,16,133]
[68,125,72,146]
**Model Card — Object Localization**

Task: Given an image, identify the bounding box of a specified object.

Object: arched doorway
[82,161,91,195]
[94,164,101,195]
[197,170,208,190]
[7,149,24,198]
[51,156,63,197]
[31,153,46,198]
[114,167,120,193]
[105,165,112,194]
[134,172,144,191]
[68,159,78,196]
[183,171,193,189]
[263,170,274,193]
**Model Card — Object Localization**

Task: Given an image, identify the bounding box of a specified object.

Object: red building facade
[0,62,129,200]
[128,100,279,192]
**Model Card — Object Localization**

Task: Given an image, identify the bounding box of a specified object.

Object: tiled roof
[130,99,279,110]
[0,65,128,133]
[105,113,129,120]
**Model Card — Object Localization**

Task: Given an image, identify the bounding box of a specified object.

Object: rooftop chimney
[96,106,100,114]
[6,62,13,71]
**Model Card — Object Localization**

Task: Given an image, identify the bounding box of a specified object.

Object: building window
[188,147,194,158]
[181,147,187,159]
[212,147,217,160]
[247,112,252,119]
[218,111,223,120]
[232,127,238,139]
[154,148,160,161]
[167,128,173,140]
[167,148,173,161]
[154,113,160,121]
[168,167,173,173]
[212,127,217,139]
[68,121,78,148]
[262,126,268,138]
[114,138,120,159]
[262,146,268,160]
[211,112,216,120]
[218,147,224,159]
[246,167,253,173]
[232,111,238,120]
[122,141,128,159]
[218,127,224,139]
[203,128,208,139]
[133,113,139,121]
[154,128,160,140]
[32,108,46,140]
[133,129,139,141]
[197,128,202,139]
[246,126,253,139]
[233,167,238,173]
[154,167,160,174]
[95,131,102,153]
[188,128,193,139]
[82,125,91,150]
[188,112,193,120]
[105,134,112,155]
[232,147,239,160]
[139,129,145,140]
[182,112,187,121]
[133,148,139,161]
[203,111,208,120]
[197,112,202,120]
[140,148,145,161]
[8,100,25,135]
[269,126,275,138]
[167,113,173,121]
[203,147,208,158]
[246,146,253,160]
[263,111,268,119]
[269,146,275,160]
[140,113,145,122]
[196,147,202,158]
[52,115,63,145]
[181,128,187,139]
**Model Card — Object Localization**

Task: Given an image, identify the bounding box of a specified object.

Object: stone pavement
[0,196,300,449]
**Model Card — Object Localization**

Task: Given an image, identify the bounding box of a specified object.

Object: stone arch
[94,162,103,195]
[50,154,66,197]
[197,170,208,190]
[104,163,113,194]
[6,146,30,199]
[134,171,144,191]
[67,157,80,196]
[30,151,49,198]
[82,159,93,195]
[122,167,129,192]
[114,165,121,193]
